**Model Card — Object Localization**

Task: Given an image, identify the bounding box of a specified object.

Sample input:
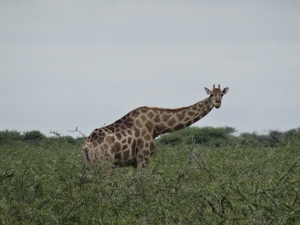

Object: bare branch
[178,136,195,181]
[68,127,86,138]
[49,130,62,138]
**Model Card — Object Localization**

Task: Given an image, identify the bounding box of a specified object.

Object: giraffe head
[204,84,229,109]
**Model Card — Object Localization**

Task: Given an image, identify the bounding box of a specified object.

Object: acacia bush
[0,130,23,145]
[0,130,84,147]
[23,130,46,145]
[1,136,300,224]
[1,127,299,149]
[238,129,300,148]
[157,126,236,147]
[238,132,272,147]
[158,127,300,148]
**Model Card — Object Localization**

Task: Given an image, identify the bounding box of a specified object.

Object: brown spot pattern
[81,86,228,169]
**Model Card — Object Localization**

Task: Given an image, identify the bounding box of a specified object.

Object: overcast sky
[1,1,300,137]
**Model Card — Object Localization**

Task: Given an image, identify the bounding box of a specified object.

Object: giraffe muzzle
[214,101,221,108]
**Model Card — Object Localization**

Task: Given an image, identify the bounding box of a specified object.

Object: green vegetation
[1,127,300,224]
[157,126,236,146]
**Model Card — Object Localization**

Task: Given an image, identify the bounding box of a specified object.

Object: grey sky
[1,1,300,137]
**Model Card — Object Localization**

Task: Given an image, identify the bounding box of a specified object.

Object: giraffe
[82,84,229,172]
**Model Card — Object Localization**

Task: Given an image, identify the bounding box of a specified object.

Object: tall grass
[0,137,300,224]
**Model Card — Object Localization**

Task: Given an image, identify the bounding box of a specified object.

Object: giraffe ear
[204,87,211,95]
[222,87,229,95]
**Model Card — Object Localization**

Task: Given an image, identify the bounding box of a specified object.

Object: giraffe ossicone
[82,84,229,171]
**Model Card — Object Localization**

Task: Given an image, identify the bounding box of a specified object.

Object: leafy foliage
[0,130,84,146]
[1,127,300,224]
[23,130,46,145]
[2,126,300,149]
[238,129,300,148]
[0,130,23,145]
[157,126,236,146]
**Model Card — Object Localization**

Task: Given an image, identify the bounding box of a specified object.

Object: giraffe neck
[153,97,214,136]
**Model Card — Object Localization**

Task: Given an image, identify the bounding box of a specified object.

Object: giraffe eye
[221,94,224,97]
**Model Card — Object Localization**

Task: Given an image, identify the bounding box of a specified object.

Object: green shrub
[62,135,77,144]
[1,137,300,224]
[268,129,284,147]
[157,126,236,147]
[23,130,46,143]
[283,128,299,139]
[0,130,23,145]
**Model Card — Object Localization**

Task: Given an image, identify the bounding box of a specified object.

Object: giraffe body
[82,85,229,170]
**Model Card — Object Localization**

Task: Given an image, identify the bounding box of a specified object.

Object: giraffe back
[82,107,155,167]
